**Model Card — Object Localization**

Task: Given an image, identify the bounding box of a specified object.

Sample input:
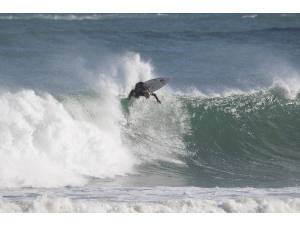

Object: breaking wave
[0,52,299,188]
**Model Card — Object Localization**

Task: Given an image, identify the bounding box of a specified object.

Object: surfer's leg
[128,90,135,100]
[151,93,161,103]
[144,90,150,98]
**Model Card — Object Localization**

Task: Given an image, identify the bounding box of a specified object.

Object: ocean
[0,13,300,212]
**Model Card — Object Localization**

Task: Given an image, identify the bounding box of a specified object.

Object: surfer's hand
[157,100,161,104]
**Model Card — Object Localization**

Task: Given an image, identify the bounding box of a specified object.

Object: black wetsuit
[128,82,161,103]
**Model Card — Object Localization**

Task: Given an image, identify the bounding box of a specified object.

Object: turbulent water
[0,13,300,212]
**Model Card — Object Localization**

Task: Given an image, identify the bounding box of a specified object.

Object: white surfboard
[144,77,170,93]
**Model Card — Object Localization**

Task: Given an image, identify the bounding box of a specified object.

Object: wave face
[120,83,300,188]
[180,89,300,187]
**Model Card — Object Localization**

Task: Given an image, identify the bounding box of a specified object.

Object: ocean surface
[0,13,300,212]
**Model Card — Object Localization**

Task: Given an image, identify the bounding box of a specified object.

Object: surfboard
[144,77,170,93]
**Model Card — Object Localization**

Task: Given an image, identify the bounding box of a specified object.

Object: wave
[121,70,300,187]
[0,52,189,188]
[177,85,300,186]
[1,85,299,188]
[0,51,299,188]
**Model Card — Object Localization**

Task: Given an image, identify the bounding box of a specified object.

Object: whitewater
[0,14,300,212]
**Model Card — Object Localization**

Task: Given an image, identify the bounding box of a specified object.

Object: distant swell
[0,14,164,21]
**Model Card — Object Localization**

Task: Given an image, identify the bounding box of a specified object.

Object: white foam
[1,187,300,212]
[0,89,136,188]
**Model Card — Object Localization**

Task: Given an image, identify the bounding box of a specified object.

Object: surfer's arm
[128,90,135,100]
[151,93,161,104]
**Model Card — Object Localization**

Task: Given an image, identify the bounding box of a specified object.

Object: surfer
[128,81,161,103]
